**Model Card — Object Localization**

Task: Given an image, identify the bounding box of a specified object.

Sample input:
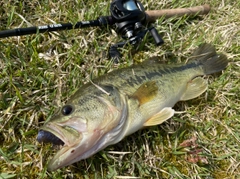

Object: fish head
[37,85,128,171]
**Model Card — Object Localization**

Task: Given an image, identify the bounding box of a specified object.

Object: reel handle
[149,27,164,46]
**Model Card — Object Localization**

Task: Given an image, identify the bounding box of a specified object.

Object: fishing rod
[0,0,210,60]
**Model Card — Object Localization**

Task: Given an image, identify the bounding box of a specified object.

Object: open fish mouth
[37,121,106,171]
[37,120,83,147]
[36,120,126,171]
[37,125,101,171]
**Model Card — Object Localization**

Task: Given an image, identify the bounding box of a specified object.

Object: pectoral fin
[180,77,207,101]
[131,81,158,106]
[143,107,175,127]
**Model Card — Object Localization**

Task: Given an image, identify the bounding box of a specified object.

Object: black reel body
[109,0,163,61]
[110,0,145,38]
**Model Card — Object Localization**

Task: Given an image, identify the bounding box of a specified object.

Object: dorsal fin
[141,56,166,66]
[188,43,228,75]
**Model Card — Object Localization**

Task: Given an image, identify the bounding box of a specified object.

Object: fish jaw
[46,127,104,171]
[45,111,128,171]
[39,118,111,171]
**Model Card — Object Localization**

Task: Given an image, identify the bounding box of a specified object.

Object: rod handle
[145,4,211,23]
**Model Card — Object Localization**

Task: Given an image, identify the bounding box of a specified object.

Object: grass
[0,0,239,178]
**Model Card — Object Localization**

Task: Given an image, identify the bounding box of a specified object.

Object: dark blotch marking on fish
[134,75,144,84]
[144,70,162,80]
[126,75,148,87]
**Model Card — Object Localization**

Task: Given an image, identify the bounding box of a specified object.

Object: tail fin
[190,43,228,75]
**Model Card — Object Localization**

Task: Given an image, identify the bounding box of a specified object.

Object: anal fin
[143,107,174,127]
[180,77,207,101]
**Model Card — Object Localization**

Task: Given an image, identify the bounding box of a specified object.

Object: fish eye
[61,104,74,116]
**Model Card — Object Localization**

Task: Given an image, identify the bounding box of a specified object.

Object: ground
[0,0,239,178]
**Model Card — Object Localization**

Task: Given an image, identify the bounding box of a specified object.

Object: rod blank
[0,20,100,38]
[0,4,211,38]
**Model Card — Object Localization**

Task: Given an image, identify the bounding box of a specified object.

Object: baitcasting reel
[108,0,164,60]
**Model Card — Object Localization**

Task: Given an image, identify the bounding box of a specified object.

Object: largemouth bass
[37,43,228,171]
